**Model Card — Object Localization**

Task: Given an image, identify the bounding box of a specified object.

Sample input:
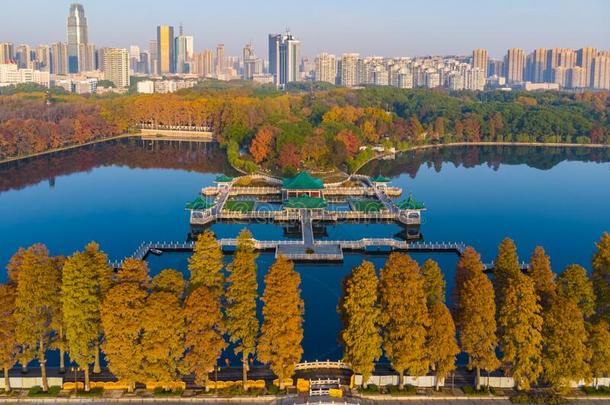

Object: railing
[295,361,351,371]
[228,187,281,195]
[137,123,213,132]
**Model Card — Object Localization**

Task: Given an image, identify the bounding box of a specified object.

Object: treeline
[0,86,608,171]
[1,231,609,394]
[0,229,303,393]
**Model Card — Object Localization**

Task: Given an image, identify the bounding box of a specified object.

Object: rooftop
[186,196,214,210]
[371,175,391,183]
[282,171,324,190]
[283,195,327,209]
[215,174,234,183]
[397,194,425,210]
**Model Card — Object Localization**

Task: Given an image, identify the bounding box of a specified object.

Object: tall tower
[341,53,360,87]
[315,53,337,84]
[156,25,175,74]
[215,44,225,76]
[174,24,194,74]
[103,48,130,88]
[472,48,488,78]
[577,47,597,88]
[279,32,300,86]
[268,34,282,84]
[67,3,88,73]
[505,48,525,84]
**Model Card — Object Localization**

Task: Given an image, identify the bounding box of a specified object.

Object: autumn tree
[258,257,304,389]
[336,129,361,159]
[152,269,185,298]
[498,272,543,390]
[421,259,445,307]
[278,143,301,171]
[183,286,226,389]
[0,284,18,392]
[379,253,429,389]
[62,242,112,391]
[542,295,591,392]
[427,302,459,390]
[188,230,224,296]
[339,261,382,388]
[101,259,149,392]
[493,238,521,319]
[557,264,596,319]
[455,247,499,390]
[13,244,61,392]
[592,232,610,322]
[141,290,185,385]
[588,321,610,386]
[49,256,67,373]
[249,125,277,164]
[528,246,556,310]
[225,229,259,387]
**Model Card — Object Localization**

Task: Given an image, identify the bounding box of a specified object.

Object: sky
[1,0,609,59]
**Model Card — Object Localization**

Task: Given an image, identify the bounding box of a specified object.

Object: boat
[150,248,163,256]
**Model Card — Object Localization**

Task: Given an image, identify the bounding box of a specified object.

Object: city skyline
[1,0,609,58]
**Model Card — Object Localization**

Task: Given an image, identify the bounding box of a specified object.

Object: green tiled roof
[371,175,391,183]
[215,174,234,183]
[186,196,214,210]
[282,171,324,190]
[283,195,327,209]
[397,194,425,210]
[352,200,385,212]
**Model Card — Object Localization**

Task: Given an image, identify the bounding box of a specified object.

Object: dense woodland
[0,84,608,173]
[0,231,609,395]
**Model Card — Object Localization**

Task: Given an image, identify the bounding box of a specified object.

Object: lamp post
[214,364,220,397]
[70,366,79,396]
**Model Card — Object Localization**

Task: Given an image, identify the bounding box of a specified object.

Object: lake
[0,138,609,363]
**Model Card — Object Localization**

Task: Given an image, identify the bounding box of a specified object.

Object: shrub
[357,384,381,394]
[510,391,567,404]
[27,385,61,397]
[153,387,183,397]
[583,386,610,396]
[76,387,104,397]
[463,385,495,395]
[386,384,416,395]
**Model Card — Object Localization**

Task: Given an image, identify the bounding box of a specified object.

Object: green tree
[493,238,521,316]
[13,244,60,391]
[528,246,556,310]
[542,295,591,392]
[258,257,304,389]
[557,264,596,318]
[100,259,149,392]
[588,321,610,386]
[427,302,459,390]
[152,269,185,298]
[455,247,500,390]
[339,261,382,388]
[0,284,18,392]
[592,233,610,322]
[62,242,112,391]
[141,291,185,385]
[183,286,226,389]
[421,259,445,307]
[498,273,543,390]
[188,230,224,295]
[226,229,259,387]
[379,253,429,389]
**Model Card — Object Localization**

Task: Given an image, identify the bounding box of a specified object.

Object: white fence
[354,374,438,388]
[571,378,610,388]
[0,377,63,389]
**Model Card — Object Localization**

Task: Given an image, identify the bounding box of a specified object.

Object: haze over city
[2,0,609,57]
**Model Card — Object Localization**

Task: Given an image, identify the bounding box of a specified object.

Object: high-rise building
[577,47,597,88]
[592,53,610,90]
[15,45,32,69]
[268,32,301,87]
[268,34,281,82]
[67,3,88,73]
[314,53,337,84]
[341,53,360,87]
[215,44,225,76]
[527,48,547,83]
[148,40,158,76]
[193,49,213,77]
[472,48,488,78]
[505,48,525,84]
[103,48,130,88]
[174,25,194,74]
[35,45,51,72]
[0,43,15,64]
[242,43,261,80]
[78,43,96,71]
[50,42,68,75]
[488,59,504,77]
[157,25,175,74]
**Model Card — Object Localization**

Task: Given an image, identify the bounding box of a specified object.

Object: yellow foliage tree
[421,259,445,307]
[152,269,185,298]
[592,232,610,322]
[528,246,556,310]
[558,264,596,318]
[339,261,382,388]
[188,230,224,296]
[379,253,429,389]
[258,257,304,389]
[0,284,18,392]
[427,302,459,390]
[588,321,610,386]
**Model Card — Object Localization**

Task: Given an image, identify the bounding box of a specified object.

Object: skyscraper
[242,43,259,80]
[268,32,301,87]
[67,3,88,73]
[0,43,15,64]
[529,48,547,83]
[103,48,130,88]
[193,49,213,77]
[157,25,175,74]
[577,47,597,88]
[50,42,68,75]
[315,53,337,84]
[35,45,51,72]
[341,53,360,87]
[592,53,610,90]
[174,25,194,74]
[216,44,225,76]
[15,45,32,69]
[472,48,488,78]
[505,48,525,84]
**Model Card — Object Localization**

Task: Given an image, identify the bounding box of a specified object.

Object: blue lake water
[0,139,609,363]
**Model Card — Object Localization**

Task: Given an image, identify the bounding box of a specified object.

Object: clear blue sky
[2,0,609,58]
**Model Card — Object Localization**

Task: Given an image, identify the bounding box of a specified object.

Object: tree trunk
[435,373,440,391]
[242,356,248,390]
[84,367,90,392]
[93,341,101,374]
[475,366,481,390]
[398,369,404,390]
[39,340,48,392]
[127,382,134,393]
[3,366,10,392]
[59,326,66,373]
